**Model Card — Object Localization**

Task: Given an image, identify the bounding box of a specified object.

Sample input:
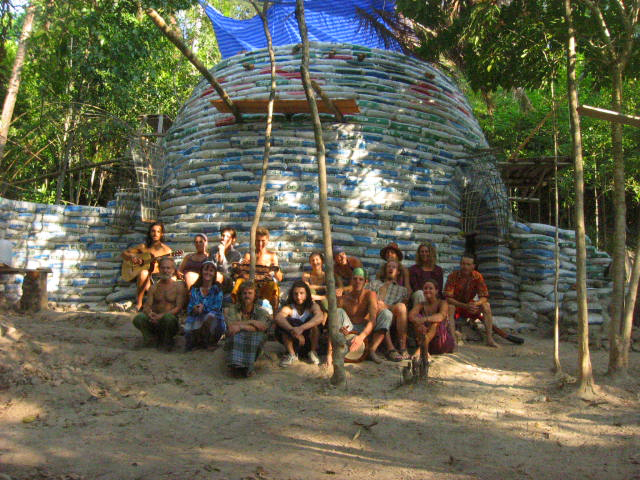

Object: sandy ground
[0,309,639,480]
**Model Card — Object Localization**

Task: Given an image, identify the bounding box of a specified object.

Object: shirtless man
[132,257,187,350]
[275,280,324,366]
[233,227,283,311]
[122,222,173,311]
[336,268,393,363]
[444,254,498,347]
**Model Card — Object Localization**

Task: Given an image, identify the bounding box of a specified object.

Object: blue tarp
[199,0,402,59]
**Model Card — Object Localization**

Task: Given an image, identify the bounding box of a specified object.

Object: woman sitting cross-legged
[275,280,324,367]
[184,260,224,351]
[223,281,272,378]
[407,279,455,379]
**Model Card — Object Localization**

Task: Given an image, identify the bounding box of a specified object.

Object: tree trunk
[247,0,275,282]
[620,210,640,369]
[565,0,596,398]
[607,64,628,375]
[551,82,562,374]
[0,3,36,169]
[56,102,78,204]
[295,0,346,388]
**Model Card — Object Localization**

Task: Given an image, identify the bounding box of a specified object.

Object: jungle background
[0,0,638,253]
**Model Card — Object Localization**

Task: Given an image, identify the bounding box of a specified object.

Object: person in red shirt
[444,254,498,347]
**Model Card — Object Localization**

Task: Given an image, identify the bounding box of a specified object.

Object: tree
[575,0,640,377]
[295,0,346,388]
[0,1,35,174]
[565,0,597,398]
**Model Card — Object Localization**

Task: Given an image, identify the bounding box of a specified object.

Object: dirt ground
[1,309,639,480]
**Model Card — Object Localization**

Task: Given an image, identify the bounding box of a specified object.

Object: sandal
[399,349,410,360]
[386,349,403,362]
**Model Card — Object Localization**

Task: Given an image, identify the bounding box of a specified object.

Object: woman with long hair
[409,242,444,306]
[184,260,224,351]
[178,233,210,290]
[408,279,455,379]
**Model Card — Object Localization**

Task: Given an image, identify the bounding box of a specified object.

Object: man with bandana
[336,267,393,363]
[132,257,187,351]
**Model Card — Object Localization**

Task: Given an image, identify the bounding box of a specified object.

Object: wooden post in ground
[295,0,346,387]
[246,0,277,282]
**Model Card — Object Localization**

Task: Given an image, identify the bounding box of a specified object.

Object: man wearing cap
[333,246,362,291]
[336,267,394,363]
[444,254,498,348]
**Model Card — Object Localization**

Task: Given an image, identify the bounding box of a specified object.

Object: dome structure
[159,42,515,312]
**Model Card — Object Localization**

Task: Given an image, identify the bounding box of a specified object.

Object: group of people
[122,222,498,378]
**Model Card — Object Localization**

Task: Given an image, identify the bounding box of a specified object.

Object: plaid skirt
[224,331,267,370]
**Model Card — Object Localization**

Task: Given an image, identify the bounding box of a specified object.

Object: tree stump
[19,270,48,312]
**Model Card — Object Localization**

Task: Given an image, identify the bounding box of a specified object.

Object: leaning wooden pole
[247,0,276,281]
[145,8,241,122]
[0,3,36,165]
[564,0,596,398]
[295,0,346,387]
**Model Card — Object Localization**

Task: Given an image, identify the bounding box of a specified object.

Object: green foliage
[397,0,566,91]
[0,0,234,205]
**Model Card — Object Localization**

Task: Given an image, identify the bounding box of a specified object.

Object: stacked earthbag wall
[159,42,515,315]
[510,221,612,327]
[0,196,141,309]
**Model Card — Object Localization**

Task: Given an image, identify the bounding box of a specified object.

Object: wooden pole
[310,80,345,123]
[577,104,640,128]
[295,0,346,387]
[145,8,241,122]
[247,0,276,282]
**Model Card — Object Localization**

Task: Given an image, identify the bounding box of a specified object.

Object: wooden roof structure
[498,156,571,199]
[211,98,360,116]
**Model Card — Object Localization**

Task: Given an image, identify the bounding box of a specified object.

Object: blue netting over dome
[199,0,402,59]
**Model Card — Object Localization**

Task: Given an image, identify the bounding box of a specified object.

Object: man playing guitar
[121,222,174,311]
[232,226,283,312]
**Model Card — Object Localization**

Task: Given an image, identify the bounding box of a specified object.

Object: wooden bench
[0,265,53,312]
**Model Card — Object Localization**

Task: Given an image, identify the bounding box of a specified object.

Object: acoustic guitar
[120,250,183,282]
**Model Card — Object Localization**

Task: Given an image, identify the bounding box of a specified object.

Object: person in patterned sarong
[444,254,498,347]
[223,281,272,377]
